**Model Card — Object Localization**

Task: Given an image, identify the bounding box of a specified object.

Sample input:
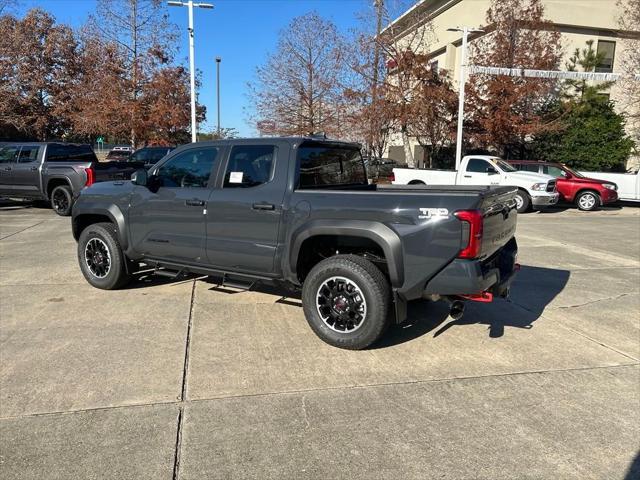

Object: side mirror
[131,169,148,186]
[487,166,499,175]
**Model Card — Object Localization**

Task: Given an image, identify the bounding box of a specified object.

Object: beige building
[384,0,639,167]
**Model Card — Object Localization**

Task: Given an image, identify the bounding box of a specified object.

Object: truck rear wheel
[514,190,531,214]
[301,254,391,350]
[50,185,73,216]
[77,222,130,290]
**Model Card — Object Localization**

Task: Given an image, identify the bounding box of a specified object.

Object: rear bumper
[421,238,518,298]
[531,192,559,208]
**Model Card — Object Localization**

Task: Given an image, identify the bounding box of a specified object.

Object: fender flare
[288,219,404,287]
[45,175,73,196]
[72,204,128,250]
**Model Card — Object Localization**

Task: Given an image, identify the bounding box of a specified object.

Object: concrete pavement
[1,201,639,479]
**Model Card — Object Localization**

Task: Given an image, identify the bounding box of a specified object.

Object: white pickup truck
[579,170,640,202]
[393,155,559,213]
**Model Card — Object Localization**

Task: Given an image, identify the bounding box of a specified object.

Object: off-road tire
[302,254,391,350]
[515,189,531,214]
[50,185,73,216]
[77,222,130,290]
[576,191,600,211]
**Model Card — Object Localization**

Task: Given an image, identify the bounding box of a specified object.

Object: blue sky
[17,0,391,137]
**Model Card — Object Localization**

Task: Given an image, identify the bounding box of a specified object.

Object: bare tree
[617,0,640,146]
[467,0,562,157]
[0,0,18,16]
[85,0,177,146]
[248,12,346,137]
[376,3,436,167]
[341,0,394,158]
[406,66,458,167]
[0,9,80,140]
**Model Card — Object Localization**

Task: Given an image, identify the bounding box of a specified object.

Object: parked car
[112,145,133,152]
[364,157,405,183]
[392,155,558,213]
[72,137,519,349]
[105,149,132,161]
[577,169,639,203]
[128,146,174,167]
[508,160,619,211]
[0,142,141,216]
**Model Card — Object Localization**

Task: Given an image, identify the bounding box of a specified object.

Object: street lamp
[168,1,214,143]
[447,26,483,170]
[215,57,221,136]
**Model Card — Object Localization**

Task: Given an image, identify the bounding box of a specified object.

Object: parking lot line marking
[2,364,637,422]
[0,221,45,241]
[517,233,640,267]
[557,323,639,362]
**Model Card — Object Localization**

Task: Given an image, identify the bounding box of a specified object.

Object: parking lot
[0,202,639,479]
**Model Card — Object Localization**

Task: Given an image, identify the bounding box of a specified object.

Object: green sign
[96,136,104,143]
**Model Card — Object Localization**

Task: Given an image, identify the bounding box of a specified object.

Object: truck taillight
[389,171,395,182]
[454,209,483,259]
[85,167,95,187]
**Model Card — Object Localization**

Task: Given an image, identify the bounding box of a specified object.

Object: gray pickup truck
[0,142,141,216]
[72,137,519,349]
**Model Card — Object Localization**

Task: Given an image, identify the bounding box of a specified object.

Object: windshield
[561,164,585,178]
[496,159,517,172]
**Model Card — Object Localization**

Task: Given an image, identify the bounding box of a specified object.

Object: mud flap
[393,290,407,324]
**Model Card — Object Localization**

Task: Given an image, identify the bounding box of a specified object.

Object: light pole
[215,57,221,136]
[168,1,214,143]
[447,26,483,170]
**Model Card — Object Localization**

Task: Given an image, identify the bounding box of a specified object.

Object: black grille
[546,180,556,192]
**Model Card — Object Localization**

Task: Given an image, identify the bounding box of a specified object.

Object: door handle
[185,199,205,207]
[30,166,38,171]
[463,175,472,178]
[252,202,275,211]
[3,167,11,171]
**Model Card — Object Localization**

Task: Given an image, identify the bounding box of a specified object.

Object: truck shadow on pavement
[127,265,570,349]
[374,265,570,349]
[0,199,51,211]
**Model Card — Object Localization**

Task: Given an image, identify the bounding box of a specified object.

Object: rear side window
[0,146,18,163]
[223,145,275,188]
[17,146,39,163]
[543,165,566,178]
[521,164,540,173]
[46,144,97,162]
[297,143,367,188]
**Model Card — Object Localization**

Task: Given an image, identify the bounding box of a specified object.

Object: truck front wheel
[77,222,130,290]
[514,190,531,214]
[302,254,391,350]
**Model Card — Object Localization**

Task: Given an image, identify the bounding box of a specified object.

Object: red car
[508,160,618,211]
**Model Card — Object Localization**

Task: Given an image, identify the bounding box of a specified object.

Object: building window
[595,40,615,73]
[430,60,439,73]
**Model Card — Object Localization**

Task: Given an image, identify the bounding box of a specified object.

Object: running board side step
[221,273,255,291]
[153,268,186,279]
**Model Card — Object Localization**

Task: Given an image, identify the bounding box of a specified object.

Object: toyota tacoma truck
[0,142,142,216]
[71,137,519,349]
[392,155,559,213]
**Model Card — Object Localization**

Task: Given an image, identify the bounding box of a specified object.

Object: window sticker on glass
[229,171,244,183]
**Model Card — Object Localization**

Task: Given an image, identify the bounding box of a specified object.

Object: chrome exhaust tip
[449,300,465,320]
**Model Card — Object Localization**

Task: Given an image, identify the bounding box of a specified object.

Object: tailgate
[93,161,139,182]
[479,187,518,259]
